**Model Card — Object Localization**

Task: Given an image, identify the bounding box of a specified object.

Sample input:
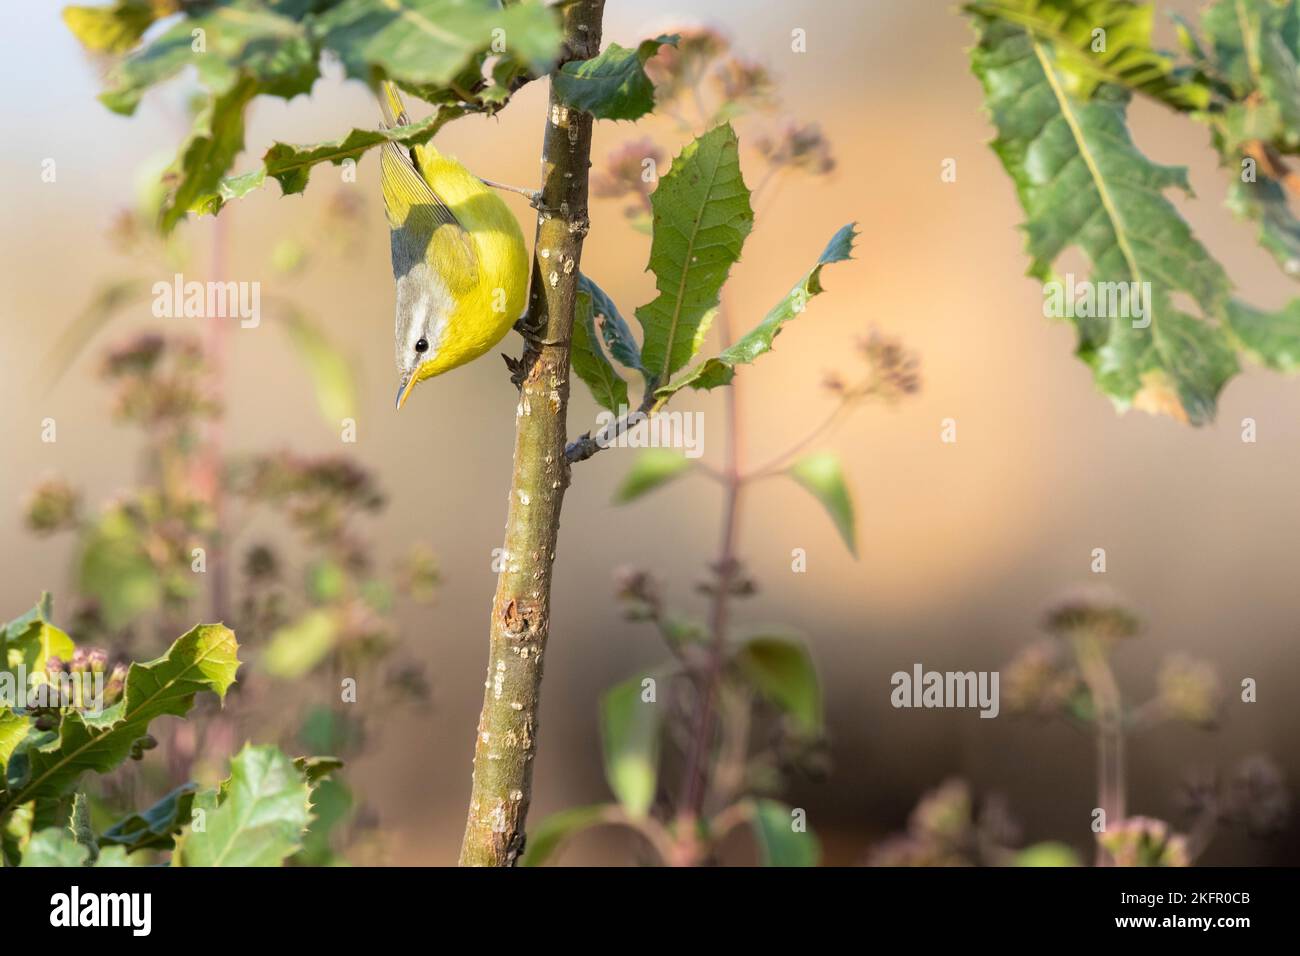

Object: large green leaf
[964,0,1212,110]
[612,450,693,504]
[787,452,856,557]
[520,804,611,867]
[315,0,561,87]
[657,224,857,399]
[197,111,449,218]
[98,0,320,116]
[970,15,1237,424]
[750,799,820,867]
[553,35,677,121]
[734,635,822,735]
[160,77,258,233]
[572,288,630,413]
[636,124,753,385]
[174,744,312,866]
[101,783,199,853]
[0,625,240,813]
[599,675,662,819]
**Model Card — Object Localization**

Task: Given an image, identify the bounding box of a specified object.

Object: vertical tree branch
[458,0,605,867]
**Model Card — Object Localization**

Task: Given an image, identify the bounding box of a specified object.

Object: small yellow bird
[378,82,530,409]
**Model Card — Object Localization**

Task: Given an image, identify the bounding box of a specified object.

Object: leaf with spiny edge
[96,0,321,117]
[173,744,312,867]
[963,0,1212,110]
[636,124,754,384]
[554,35,678,121]
[969,14,1237,424]
[0,624,240,813]
[656,224,857,400]
[314,0,562,89]
[195,110,451,220]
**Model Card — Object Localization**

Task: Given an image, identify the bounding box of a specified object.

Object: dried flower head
[856,328,921,400]
[1226,754,1291,836]
[1098,816,1190,867]
[101,333,217,427]
[1156,654,1221,727]
[756,120,835,176]
[909,778,973,846]
[25,478,81,536]
[592,137,665,202]
[1003,640,1083,717]
[643,25,729,105]
[1043,587,1140,640]
[711,56,774,107]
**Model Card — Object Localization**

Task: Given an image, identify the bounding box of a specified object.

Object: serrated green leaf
[294,774,353,866]
[0,624,240,813]
[174,744,311,866]
[970,15,1237,424]
[572,289,630,413]
[964,0,1212,110]
[1225,298,1300,371]
[553,35,677,121]
[788,452,856,557]
[599,675,662,819]
[637,124,753,383]
[293,755,344,785]
[750,799,820,867]
[20,827,91,867]
[613,449,693,504]
[198,111,448,216]
[657,224,856,399]
[62,0,168,55]
[579,274,644,374]
[160,77,257,233]
[261,609,338,681]
[316,0,561,88]
[98,0,319,116]
[520,804,611,867]
[735,636,822,735]
[101,783,199,853]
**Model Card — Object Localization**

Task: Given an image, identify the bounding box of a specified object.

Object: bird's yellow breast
[413,146,529,379]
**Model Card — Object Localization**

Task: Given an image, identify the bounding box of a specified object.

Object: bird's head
[394,263,451,410]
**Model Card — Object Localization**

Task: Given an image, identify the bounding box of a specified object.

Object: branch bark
[458,0,605,867]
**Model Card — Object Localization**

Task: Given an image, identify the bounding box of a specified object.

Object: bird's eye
[415,337,429,353]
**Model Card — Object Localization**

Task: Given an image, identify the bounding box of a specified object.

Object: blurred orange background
[2,0,1296,864]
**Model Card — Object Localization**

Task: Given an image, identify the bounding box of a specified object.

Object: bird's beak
[395,371,417,410]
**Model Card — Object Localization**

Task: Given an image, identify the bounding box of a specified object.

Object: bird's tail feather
[378,80,410,129]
